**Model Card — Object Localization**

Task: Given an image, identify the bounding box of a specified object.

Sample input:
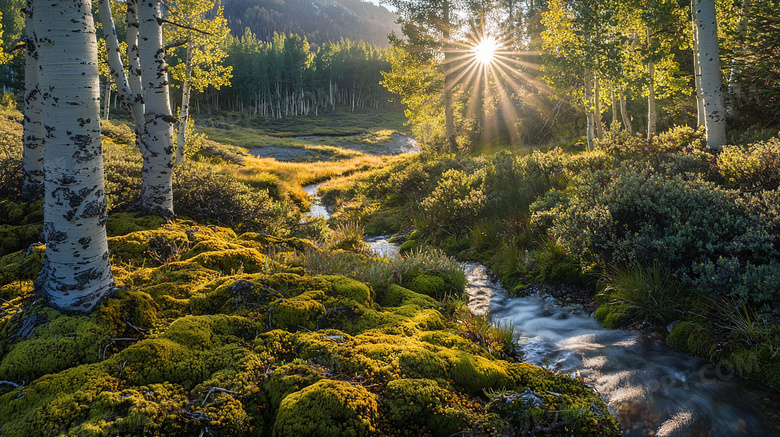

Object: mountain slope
[224,0,400,47]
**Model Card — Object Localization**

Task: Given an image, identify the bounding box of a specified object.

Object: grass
[599,262,684,325]
[202,109,409,137]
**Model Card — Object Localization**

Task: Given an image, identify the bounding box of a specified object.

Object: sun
[473,36,500,65]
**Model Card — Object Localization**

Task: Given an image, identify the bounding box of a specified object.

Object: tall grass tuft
[600,262,684,324]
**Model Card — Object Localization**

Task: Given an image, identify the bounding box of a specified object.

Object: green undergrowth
[324,127,780,391]
[0,214,619,436]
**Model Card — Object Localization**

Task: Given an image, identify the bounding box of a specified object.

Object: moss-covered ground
[0,215,618,436]
[0,109,619,436]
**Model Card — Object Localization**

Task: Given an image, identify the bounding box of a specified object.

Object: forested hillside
[223,0,400,47]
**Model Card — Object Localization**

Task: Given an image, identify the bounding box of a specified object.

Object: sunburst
[473,36,500,65]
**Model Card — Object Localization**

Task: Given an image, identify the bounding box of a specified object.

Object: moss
[235,232,317,253]
[328,276,372,306]
[108,229,190,266]
[0,199,43,225]
[96,289,161,338]
[105,212,165,236]
[666,321,699,353]
[384,378,448,424]
[0,244,44,287]
[406,274,447,299]
[255,329,298,362]
[0,224,42,256]
[442,349,512,395]
[266,363,324,408]
[409,230,422,240]
[161,314,256,350]
[0,309,110,382]
[175,248,271,274]
[380,284,437,308]
[399,239,419,254]
[396,347,448,378]
[272,379,379,437]
[272,291,327,330]
[180,239,246,261]
[594,303,632,329]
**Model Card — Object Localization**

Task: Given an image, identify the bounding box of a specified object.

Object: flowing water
[306,187,780,436]
[461,262,780,436]
[302,184,330,219]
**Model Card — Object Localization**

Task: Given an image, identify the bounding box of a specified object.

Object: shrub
[532,163,779,315]
[717,138,780,191]
[173,163,291,234]
[419,169,486,234]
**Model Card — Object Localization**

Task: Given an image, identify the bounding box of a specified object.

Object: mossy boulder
[272,379,379,437]
[399,239,419,254]
[328,276,372,307]
[96,288,161,338]
[272,291,327,330]
[594,303,632,329]
[0,309,110,382]
[406,274,447,299]
[266,362,324,408]
[380,284,437,308]
[666,321,700,353]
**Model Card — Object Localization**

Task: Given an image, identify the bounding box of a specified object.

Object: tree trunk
[584,70,594,151]
[138,0,175,217]
[103,78,111,120]
[21,0,44,201]
[610,89,618,127]
[727,0,752,112]
[34,0,114,313]
[176,41,195,165]
[694,0,727,149]
[594,72,602,138]
[124,0,147,153]
[646,27,657,138]
[619,85,632,134]
[691,4,705,128]
[443,0,457,153]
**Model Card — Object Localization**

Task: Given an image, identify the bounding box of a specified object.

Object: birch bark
[33,0,114,313]
[138,0,175,217]
[694,0,727,149]
[21,0,44,200]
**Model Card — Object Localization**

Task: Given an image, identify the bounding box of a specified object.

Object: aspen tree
[33,0,114,313]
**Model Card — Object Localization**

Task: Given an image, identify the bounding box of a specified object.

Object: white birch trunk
[124,0,147,154]
[138,0,175,217]
[619,85,632,134]
[176,41,195,165]
[692,4,706,128]
[22,0,44,200]
[98,0,144,134]
[594,73,602,138]
[694,0,727,149]
[33,0,114,313]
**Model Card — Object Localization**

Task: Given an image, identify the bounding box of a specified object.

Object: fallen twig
[202,387,237,406]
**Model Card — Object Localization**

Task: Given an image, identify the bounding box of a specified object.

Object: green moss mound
[273,379,379,437]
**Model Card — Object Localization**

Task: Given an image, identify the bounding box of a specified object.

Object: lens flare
[473,36,499,65]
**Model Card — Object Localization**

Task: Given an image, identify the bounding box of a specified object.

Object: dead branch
[202,387,237,406]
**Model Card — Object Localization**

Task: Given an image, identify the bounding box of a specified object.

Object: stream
[304,183,780,436]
